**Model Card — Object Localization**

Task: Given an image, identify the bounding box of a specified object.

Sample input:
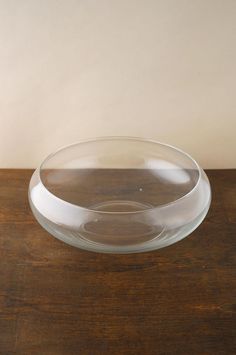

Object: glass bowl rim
[37,136,202,215]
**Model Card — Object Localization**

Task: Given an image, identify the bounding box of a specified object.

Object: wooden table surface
[0,169,235,355]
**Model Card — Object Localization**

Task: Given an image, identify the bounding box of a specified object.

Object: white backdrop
[0,0,235,168]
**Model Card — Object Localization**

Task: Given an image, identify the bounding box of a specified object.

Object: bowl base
[31,200,210,253]
[90,199,153,212]
[77,199,164,246]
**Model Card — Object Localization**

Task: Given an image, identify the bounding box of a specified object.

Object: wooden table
[0,170,235,354]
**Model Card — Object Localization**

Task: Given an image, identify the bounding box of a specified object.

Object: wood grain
[0,169,235,354]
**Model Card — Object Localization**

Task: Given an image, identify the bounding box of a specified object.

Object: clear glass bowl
[29,137,211,253]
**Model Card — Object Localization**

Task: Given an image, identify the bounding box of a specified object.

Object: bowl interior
[40,138,199,212]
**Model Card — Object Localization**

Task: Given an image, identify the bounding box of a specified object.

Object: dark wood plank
[0,169,235,355]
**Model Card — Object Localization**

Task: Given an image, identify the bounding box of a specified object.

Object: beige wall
[0,0,235,168]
